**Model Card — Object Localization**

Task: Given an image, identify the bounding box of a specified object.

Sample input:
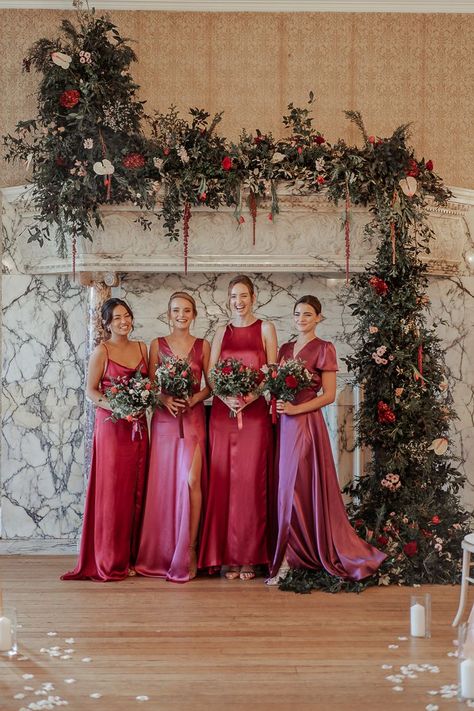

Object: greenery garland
[3,3,471,591]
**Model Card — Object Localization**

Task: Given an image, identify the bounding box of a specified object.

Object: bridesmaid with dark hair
[267,295,386,585]
[135,291,211,582]
[199,275,277,580]
[62,298,149,582]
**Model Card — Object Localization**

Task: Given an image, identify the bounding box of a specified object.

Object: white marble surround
[2,185,474,552]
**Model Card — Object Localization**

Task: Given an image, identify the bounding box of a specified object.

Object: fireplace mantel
[2,184,473,277]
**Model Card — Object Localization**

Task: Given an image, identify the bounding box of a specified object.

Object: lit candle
[410,602,426,637]
[461,658,474,699]
[0,615,12,652]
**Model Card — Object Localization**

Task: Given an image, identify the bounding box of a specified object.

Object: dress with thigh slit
[270,337,386,580]
[62,344,149,582]
[135,337,208,582]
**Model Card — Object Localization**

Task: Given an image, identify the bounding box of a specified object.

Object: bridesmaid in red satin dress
[135,292,210,582]
[62,299,149,582]
[199,275,277,580]
[267,295,386,585]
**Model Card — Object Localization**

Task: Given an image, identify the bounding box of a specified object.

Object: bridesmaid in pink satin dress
[199,275,277,580]
[135,292,210,582]
[267,295,386,584]
[62,299,149,582]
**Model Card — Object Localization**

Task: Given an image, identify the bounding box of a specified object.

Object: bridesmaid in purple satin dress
[62,299,149,582]
[267,295,386,584]
[135,292,210,582]
[198,275,277,580]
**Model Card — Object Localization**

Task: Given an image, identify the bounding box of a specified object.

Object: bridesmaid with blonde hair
[199,275,277,580]
[136,291,210,582]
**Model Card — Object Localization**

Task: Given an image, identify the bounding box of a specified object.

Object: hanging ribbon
[131,418,144,441]
[344,177,350,284]
[183,201,191,275]
[72,231,77,282]
[237,411,243,430]
[98,129,112,201]
[418,343,424,386]
[271,396,277,425]
[249,191,257,246]
[390,189,397,265]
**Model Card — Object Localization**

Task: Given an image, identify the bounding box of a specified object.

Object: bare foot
[225,566,240,580]
[239,566,256,581]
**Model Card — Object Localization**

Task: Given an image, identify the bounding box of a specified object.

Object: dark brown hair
[167,291,198,318]
[293,295,322,316]
[101,298,134,333]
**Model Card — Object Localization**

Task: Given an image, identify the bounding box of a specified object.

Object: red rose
[314,135,325,145]
[316,176,325,185]
[199,192,207,202]
[403,541,418,557]
[222,366,233,376]
[122,153,146,170]
[431,515,440,524]
[377,535,389,546]
[221,156,232,171]
[354,519,364,528]
[181,371,188,378]
[368,135,376,144]
[284,374,298,389]
[163,148,170,156]
[145,383,152,390]
[426,159,434,171]
[407,158,420,178]
[110,386,119,394]
[297,146,303,155]
[369,276,389,296]
[59,89,80,109]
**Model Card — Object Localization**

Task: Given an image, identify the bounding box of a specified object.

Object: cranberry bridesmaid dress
[62,344,149,582]
[270,337,386,580]
[199,320,272,569]
[135,337,208,583]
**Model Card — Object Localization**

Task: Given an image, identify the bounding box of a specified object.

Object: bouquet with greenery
[261,358,313,423]
[104,370,156,439]
[210,357,261,426]
[155,356,197,437]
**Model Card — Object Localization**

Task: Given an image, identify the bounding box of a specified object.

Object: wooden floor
[0,556,470,710]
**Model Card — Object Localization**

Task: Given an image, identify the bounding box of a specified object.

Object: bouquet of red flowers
[104,371,156,438]
[210,357,261,426]
[155,356,197,437]
[261,358,313,423]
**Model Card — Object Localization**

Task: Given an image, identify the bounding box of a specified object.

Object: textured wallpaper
[1,10,474,188]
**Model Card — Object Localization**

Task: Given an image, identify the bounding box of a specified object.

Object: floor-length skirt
[62,409,148,582]
[271,408,385,579]
[135,404,207,582]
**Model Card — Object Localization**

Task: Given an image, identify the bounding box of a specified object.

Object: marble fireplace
[2,185,474,553]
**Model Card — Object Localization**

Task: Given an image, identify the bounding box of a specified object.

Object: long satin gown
[270,337,386,579]
[199,320,272,569]
[135,337,208,583]
[62,347,149,582]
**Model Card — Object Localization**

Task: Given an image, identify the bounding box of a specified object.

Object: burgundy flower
[369,276,389,296]
[221,156,232,171]
[122,153,146,170]
[55,156,67,167]
[285,374,298,389]
[407,158,420,178]
[368,135,376,144]
[222,366,233,376]
[199,192,207,202]
[403,541,418,557]
[377,400,396,424]
[425,159,434,171]
[354,519,364,528]
[59,89,80,109]
[431,515,440,524]
[377,535,389,546]
[314,135,326,145]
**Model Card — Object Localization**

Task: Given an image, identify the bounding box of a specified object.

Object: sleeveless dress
[62,343,149,582]
[270,337,386,579]
[135,337,208,583]
[198,320,272,569]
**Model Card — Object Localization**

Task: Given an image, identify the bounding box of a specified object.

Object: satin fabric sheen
[62,354,149,582]
[199,320,272,568]
[270,338,386,580]
[135,338,208,583]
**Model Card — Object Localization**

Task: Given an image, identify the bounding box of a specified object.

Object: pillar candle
[0,616,12,652]
[461,658,474,699]
[410,602,426,637]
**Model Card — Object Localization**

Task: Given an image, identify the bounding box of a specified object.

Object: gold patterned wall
[1,9,474,188]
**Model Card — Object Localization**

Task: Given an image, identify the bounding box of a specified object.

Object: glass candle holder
[458,623,474,701]
[410,593,431,638]
[0,606,17,657]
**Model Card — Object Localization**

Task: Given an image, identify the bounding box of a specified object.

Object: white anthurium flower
[427,437,449,455]
[270,152,286,164]
[399,176,417,197]
[51,51,72,69]
[93,159,115,175]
